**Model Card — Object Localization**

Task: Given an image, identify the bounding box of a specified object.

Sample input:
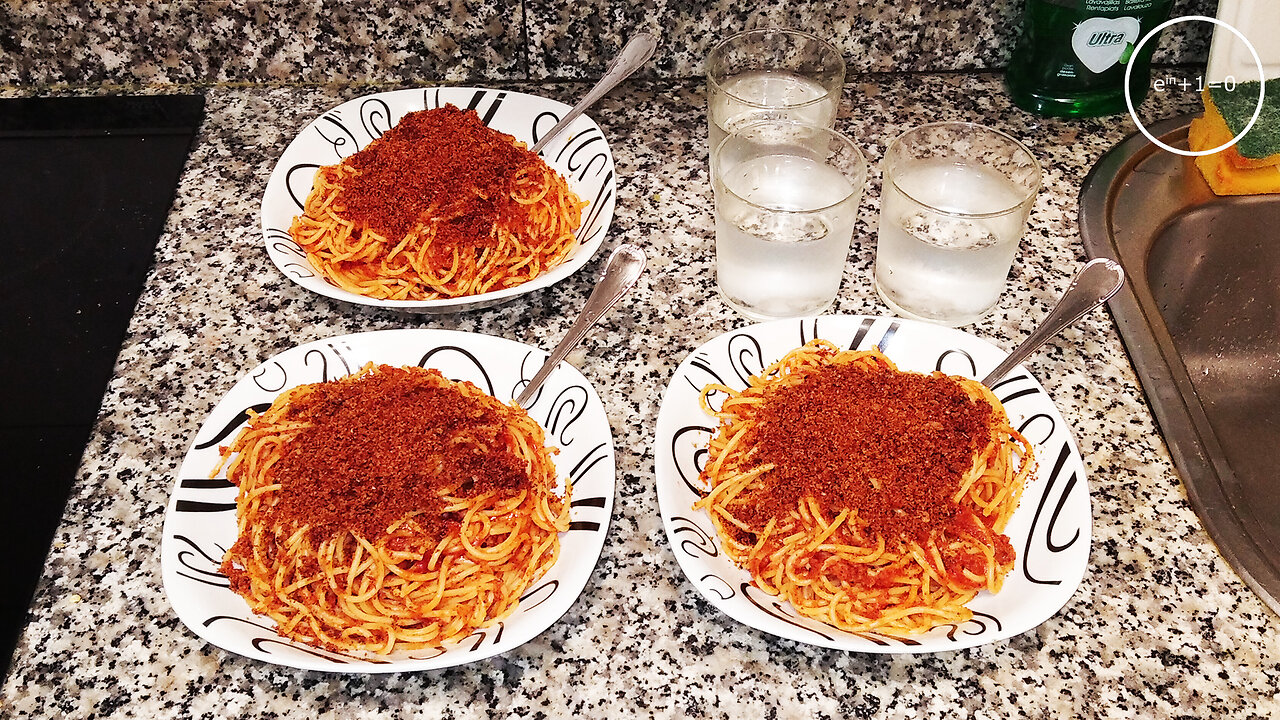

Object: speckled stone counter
[0,0,1214,85]
[2,74,1278,719]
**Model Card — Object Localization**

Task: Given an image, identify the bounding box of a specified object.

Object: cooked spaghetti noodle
[694,339,1034,635]
[216,364,569,654]
[289,105,587,300]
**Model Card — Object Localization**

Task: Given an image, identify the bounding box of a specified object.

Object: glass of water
[874,122,1042,327]
[713,122,867,320]
[706,28,845,156]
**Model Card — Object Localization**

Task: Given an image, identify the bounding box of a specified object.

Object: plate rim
[652,314,1092,653]
[259,86,617,313]
[160,327,616,673]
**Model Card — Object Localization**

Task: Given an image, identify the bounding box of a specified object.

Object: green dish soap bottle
[1006,0,1176,117]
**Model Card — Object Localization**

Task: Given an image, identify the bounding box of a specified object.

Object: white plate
[261,87,616,313]
[653,315,1091,652]
[161,329,615,672]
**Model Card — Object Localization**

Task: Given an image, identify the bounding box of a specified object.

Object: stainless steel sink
[1080,115,1280,615]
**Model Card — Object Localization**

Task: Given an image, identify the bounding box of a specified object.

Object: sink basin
[1081,115,1280,614]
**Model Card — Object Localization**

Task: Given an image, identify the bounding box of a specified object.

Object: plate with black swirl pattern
[160,328,615,672]
[261,87,615,313]
[653,315,1090,652]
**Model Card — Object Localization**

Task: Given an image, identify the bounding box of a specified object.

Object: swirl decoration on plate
[264,228,316,279]
[510,351,591,448]
[424,87,508,125]
[203,615,366,664]
[546,120,612,245]
[1022,443,1085,583]
[560,130,610,182]
[192,404,272,450]
[514,350,545,404]
[726,333,765,386]
[250,361,288,393]
[359,97,394,140]
[303,345,349,382]
[161,329,615,672]
[543,385,589,447]
[699,574,735,601]
[799,317,821,346]
[417,345,495,396]
[936,347,978,377]
[1017,413,1059,446]
[568,445,611,486]
[670,515,720,559]
[532,110,560,148]
[284,163,323,211]
[566,449,610,533]
[518,580,560,613]
[670,425,712,496]
[990,373,1043,407]
[941,610,1003,640]
[988,373,1083,585]
[654,316,1091,653]
[739,584,836,642]
[461,624,506,653]
[314,113,359,160]
[684,351,728,407]
[170,534,230,587]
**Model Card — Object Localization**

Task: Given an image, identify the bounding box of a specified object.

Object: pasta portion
[217,364,568,654]
[289,105,586,300]
[695,339,1034,635]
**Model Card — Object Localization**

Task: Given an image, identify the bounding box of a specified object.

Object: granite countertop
[2,73,1277,719]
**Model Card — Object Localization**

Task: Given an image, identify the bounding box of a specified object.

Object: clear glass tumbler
[874,122,1042,327]
[713,122,867,321]
[706,28,845,157]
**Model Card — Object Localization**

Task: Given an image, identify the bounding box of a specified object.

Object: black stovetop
[0,94,205,675]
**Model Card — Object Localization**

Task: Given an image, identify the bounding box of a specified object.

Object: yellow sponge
[1189,87,1280,195]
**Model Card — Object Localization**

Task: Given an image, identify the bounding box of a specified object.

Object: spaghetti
[216,364,569,654]
[694,339,1034,635]
[289,105,587,300]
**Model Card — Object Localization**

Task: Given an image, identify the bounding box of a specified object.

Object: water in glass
[716,153,857,319]
[875,160,1028,326]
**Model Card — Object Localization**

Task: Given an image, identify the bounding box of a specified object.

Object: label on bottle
[1040,0,1160,9]
[1070,15,1141,72]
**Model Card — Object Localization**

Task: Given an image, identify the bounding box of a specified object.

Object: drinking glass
[874,122,1042,327]
[713,122,867,320]
[706,28,845,156]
